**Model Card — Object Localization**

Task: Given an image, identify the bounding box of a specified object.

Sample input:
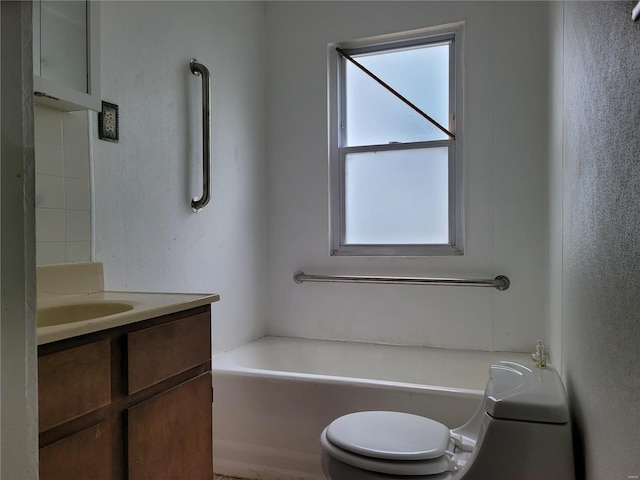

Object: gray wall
[550,2,640,478]
[94,1,268,354]
[0,2,39,477]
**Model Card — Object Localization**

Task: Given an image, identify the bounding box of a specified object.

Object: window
[329,29,462,256]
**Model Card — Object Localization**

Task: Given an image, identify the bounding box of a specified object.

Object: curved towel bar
[190,58,211,213]
[293,271,510,291]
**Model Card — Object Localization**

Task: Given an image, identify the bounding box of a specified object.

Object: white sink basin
[38,302,134,327]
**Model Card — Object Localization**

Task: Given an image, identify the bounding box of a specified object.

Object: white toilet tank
[485,361,570,423]
[457,361,575,480]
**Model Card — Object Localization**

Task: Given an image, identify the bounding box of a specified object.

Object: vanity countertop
[37,262,220,345]
[37,290,220,345]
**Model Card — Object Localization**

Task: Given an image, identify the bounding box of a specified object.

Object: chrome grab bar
[293,271,510,291]
[190,58,211,213]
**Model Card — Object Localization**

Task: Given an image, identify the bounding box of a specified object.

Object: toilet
[320,361,574,479]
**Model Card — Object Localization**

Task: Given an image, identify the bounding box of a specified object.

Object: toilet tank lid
[485,361,570,424]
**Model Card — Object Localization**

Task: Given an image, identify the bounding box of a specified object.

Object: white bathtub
[212,336,530,480]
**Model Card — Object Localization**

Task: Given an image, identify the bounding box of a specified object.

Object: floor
[214,475,248,480]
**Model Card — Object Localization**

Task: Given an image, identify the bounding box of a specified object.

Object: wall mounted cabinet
[33,0,101,111]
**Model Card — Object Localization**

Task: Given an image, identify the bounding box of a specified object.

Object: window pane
[345,43,449,147]
[344,147,449,245]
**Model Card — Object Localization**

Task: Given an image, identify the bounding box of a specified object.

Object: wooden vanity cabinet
[38,305,213,480]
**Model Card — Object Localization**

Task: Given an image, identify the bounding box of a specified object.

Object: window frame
[329,28,464,257]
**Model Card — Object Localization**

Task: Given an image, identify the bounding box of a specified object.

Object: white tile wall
[35,104,92,265]
[62,112,91,180]
[35,175,65,208]
[35,208,66,241]
[65,210,91,242]
[64,177,91,210]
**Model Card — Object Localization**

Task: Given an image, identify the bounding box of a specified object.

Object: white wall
[549,2,640,478]
[94,1,268,354]
[547,0,564,372]
[265,1,549,352]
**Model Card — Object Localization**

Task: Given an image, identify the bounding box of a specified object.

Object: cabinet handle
[190,58,211,213]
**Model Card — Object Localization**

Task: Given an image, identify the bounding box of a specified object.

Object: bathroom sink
[38,302,134,327]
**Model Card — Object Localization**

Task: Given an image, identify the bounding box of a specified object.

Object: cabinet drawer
[127,312,211,394]
[39,339,111,432]
[40,421,113,480]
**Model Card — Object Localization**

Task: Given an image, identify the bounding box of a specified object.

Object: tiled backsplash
[35,104,92,265]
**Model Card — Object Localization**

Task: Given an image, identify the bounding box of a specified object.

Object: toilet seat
[322,411,457,476]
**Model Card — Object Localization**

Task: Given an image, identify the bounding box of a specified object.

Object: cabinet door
[33,0,101,111]
[127,373,213,480]
[40,421,113,480]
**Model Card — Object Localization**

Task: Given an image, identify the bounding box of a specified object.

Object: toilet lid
[326,411,450,461]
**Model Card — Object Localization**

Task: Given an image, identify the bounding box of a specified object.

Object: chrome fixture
[190,58,211,213]
[293,271,510,291]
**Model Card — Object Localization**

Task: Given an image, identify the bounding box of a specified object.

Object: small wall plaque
[98,101,119,142]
